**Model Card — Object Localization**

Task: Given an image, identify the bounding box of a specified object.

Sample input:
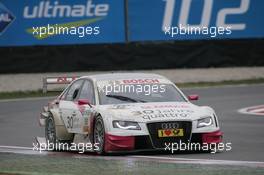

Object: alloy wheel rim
[47,118,55,143]
[95,119,104,150]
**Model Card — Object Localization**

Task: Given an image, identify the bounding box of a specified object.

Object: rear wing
[42,76,79,93]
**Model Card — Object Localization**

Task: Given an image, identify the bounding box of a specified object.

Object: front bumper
[104,133,135,152]
[104,130,223,153]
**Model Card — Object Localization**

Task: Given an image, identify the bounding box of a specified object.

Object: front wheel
[93,116,105,154]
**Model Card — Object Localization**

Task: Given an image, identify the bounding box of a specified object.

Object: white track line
[0,145,32,150]
[130,155,264,167]
[0,145,50,155]
[238,105,264,116]
[0,96,54,103]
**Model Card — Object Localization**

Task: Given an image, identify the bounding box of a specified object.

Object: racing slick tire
[45,115,73,151]
[93,115,105,155]
[45,115,57,150]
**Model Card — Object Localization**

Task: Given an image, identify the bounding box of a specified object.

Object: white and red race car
[38,73,222,154]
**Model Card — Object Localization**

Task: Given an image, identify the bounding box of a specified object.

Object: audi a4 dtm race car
[38,73,223,154]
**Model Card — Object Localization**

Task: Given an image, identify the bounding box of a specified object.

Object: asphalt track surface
[0,84,264,162]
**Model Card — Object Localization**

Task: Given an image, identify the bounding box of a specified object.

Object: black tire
[45,116,57,150]
[93,116,105,155]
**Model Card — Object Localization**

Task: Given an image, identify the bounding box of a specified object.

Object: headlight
[112,120,141,130]
[197,117,213,128]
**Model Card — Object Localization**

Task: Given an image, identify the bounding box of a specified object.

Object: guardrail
[42,76,79,93]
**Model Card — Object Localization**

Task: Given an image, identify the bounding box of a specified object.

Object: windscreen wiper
[106,94,146,103]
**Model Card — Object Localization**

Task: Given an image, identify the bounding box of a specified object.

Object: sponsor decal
[110,104,133,109]
[128,0,264,41]
[158,128,184,137]
[0,2,15,35]
[122,79,160,84]
[23,0,109,19]
[140,104,190,109]
[23,0,109,39]
[97,78,171,87]
[162,0,250,32]
[132,109,194,120]
[0,0,125,46]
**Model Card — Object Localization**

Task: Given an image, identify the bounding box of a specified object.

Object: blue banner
[1,0,264,46]
[0,0,125,46]
[128,0,264,41]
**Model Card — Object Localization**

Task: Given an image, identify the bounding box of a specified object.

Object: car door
[59,79,84,133]
[75,80,96,135]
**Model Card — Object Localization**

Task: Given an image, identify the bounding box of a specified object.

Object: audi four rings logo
[161,123,179,129]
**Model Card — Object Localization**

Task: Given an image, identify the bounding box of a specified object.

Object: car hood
[96,102,213,123]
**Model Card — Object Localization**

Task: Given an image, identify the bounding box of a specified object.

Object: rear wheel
[93,116,105,154]
[45,116,57,150]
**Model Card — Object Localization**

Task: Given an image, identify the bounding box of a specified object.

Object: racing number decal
[67,116,73,129]
[65,112,80,131]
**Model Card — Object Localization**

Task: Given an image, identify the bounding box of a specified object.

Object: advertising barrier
[0,0,263,46]
[0,0,125,46]
[128,0,264,41]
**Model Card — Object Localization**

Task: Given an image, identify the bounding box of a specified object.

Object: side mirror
[78,99,92,107]
[188,94,199,101]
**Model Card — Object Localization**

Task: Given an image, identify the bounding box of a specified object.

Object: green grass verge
[0,153,264,175]
[0,78,264,100]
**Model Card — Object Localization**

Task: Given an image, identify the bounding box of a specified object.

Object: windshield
[97,83,186,105]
